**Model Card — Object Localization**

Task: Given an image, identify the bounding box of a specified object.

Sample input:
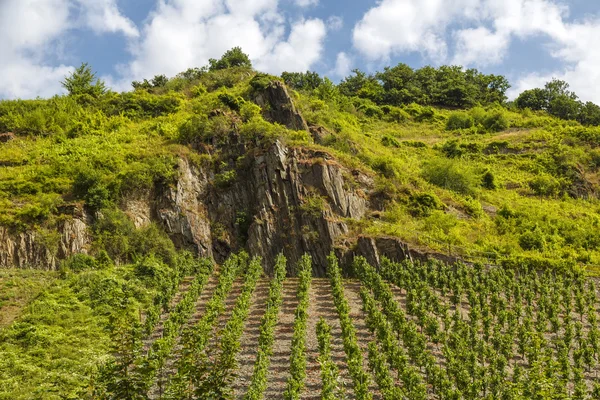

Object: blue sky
[1,0,600,103]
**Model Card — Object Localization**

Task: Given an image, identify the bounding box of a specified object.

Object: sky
[1,0,600,103]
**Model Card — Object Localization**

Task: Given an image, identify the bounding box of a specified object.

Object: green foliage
[214,169,237,189]
[529,174,561,197]
[61,63,107,98]
[482,109,509,132]
[482,170,497,190]
[281,71,324,91]
[102,91,182,119]
[209,47,252,71]
[245,254,287,400]
[422,158,477,195]
[446,112,474,130]
[408,192,444,217]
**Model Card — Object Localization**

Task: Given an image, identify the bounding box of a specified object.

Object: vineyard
[87,252,600,400]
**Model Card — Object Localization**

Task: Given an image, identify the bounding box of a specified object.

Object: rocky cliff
[0,79,437,274]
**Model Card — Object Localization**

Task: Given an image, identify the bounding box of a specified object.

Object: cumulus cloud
[352,0,600,103]
[0,0,137,99]
[332,52,352,78]
[121,0,327,83]
[76,0,139,37]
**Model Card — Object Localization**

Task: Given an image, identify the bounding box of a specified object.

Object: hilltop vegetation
[2,47,600,271]
[3,47,600,399]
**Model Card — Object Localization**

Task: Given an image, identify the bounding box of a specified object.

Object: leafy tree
[61,63,107,98]
[515,88,547,110]
[338,69,384,103]
[578,101,600,126]
[208,47,252,71]
[281,71,323,91]
[376,63,417,105]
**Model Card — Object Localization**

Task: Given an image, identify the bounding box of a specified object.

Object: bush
[209,47,252,71]
[102,91,182,119]
[381,105,410,122]
[519,230,545,251]
[446,112,474,130]
[214,170,237,188]
[422,158,477,195]
[371,156,398,178]
[529,175,561,197]
[381,135,400,148]
[482,110,509,132]
[408,192,444,217]
[481,170,497,189]
[60,254,98,272]
[462,196,483,218]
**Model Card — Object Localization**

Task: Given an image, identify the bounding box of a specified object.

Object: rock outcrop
[0,132,15,143]
[0,206,91,269]
[254,81,309,131]
[150,141,370,275]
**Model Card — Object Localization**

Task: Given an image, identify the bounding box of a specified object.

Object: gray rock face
[0,207,91,269]
[153,141,371,275]
[254,81,309,131]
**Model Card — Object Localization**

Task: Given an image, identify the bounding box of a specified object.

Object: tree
[515,88,547,110]
[281,71,323,91]
[61,63,106,97]
[578,101,600,126]
[208,47,252,71]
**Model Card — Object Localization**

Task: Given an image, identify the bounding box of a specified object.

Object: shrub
[371,156,398,178]
[381,135,400,148]
[214,170,237,188]
[381,105,410,122]
[519,230,545,251]
[462,196,483,218]
[446,112,474,130]
[529,175,561,197]
[218,93,243,112]
[209,47,252,71]
[482,110,509,132]
[408,192,444,217]
[60,254,98,272]
[482,170,497,189]
[422,158,477,195]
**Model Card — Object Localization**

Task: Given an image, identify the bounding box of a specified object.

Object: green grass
[0,269,56,329]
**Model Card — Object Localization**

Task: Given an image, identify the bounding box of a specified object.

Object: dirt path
[231,278,271,397]
[263,278,300,399]
[343,280,383,400]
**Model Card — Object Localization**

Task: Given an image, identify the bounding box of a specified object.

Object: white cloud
[452,27,510,66]
[255,19,327,73]
[352,0,600,103]
[0,0,138,99]
[120,0,327,83]
[332,52,352,78]
[76,0,139,37]
[326,15,343,31]
[294,0,319,7]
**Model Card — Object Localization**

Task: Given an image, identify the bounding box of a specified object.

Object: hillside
[2,48,600,398]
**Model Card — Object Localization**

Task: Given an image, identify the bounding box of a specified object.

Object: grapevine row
[196,256,264,398]
[327,253,372,400]
[283,254,313,400]
[244,254,288,400]
[316,317,345,400]
[162,253,246,398]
